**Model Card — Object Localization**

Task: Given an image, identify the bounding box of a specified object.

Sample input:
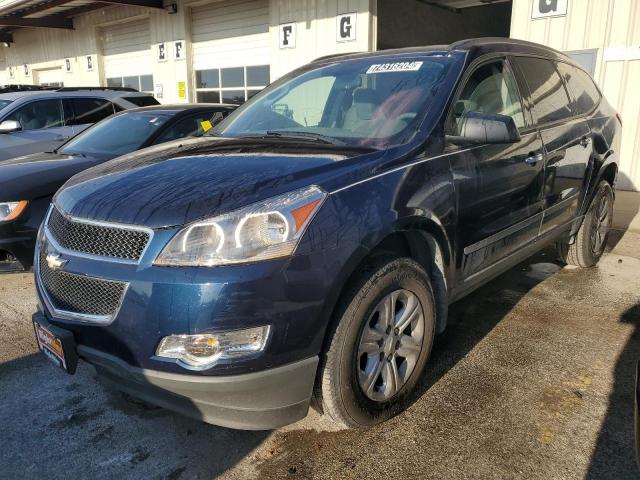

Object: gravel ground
[1,230,639,479]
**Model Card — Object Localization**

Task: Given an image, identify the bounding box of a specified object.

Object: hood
[55,136,380,228]
[0,151,101,201]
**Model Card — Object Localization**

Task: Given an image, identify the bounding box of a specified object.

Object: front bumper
[36,221,340,376]
[36,307,318,429]
[84,346,319,430]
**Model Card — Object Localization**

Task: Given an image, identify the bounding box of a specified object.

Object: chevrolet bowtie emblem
[46,253,68,270]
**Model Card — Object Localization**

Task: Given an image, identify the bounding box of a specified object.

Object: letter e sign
[336,13,356,42]
[279,23,296,49]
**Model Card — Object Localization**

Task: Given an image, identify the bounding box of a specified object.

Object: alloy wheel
[591,191,612,255]
[356,289,425,402]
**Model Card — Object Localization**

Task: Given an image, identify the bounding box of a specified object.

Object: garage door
[36,68,64,87]
[101,18,153,93]
[192,0,270,104]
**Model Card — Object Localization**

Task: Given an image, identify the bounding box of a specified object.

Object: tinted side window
[556,62,601,116]
[513,57,572,125]
[70,98,115,125]
[123,96,160,107]
[454,60,525,133]
[6,99,64,131]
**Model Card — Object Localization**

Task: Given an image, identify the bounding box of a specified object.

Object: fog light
[156,325,270,369]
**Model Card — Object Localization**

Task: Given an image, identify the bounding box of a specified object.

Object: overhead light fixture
[2,42,10,48]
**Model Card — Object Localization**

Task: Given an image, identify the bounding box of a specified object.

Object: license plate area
[33,315,78,374]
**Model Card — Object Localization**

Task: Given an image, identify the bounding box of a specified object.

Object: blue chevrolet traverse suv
[33,38,620,430]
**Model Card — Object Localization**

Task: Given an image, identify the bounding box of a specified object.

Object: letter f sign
[280,23,295,48]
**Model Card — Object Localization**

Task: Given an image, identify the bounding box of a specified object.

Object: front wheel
[558,180,614,267]
[317,257,435,428]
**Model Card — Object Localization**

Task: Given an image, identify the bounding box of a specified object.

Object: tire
[318,256,436,428]
[558,180,614,268]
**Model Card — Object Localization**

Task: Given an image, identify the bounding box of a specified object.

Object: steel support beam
[0,16,73,29]
[98,0,164,8]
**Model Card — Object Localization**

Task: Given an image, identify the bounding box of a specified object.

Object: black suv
[33,38,620,430]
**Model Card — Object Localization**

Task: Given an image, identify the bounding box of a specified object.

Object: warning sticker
[200,120,213,132]
[366,61,423,74]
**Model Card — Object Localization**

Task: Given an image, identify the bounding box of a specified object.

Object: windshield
[215,54,460,148]
[0,99,12,110]
[60,111,170,157]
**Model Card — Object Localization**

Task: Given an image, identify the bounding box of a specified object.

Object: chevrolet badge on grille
[46,253,68,271]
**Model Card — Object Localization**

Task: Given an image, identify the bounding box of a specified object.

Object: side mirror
[0,120,21,134]
[448,112,521,145]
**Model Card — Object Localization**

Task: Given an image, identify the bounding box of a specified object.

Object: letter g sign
[336,13,356,42]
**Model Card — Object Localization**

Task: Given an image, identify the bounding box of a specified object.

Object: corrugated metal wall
[191,0,270,70]
[0,48,6,84]
[269,0,374,80]
[511,0,640,191]
[101,18,152,78]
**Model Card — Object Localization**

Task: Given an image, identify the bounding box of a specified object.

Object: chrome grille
[38,252,126,317]
[48,207,150,261]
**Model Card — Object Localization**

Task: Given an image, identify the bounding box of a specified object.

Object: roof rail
[312,51,365,63]
[56,87,140,93]
[0,84,56,93]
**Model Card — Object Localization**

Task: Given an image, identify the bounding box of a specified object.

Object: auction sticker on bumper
[34,321,68,371]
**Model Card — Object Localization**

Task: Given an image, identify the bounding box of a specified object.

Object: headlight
[155,185,326,267]
[156,326,271,369]
[0,201,28,222]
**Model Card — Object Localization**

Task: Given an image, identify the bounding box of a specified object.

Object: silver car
[0,87,159,160]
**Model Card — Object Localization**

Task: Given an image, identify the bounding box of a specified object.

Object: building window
[195,65,270,105]
[107,74,154,95]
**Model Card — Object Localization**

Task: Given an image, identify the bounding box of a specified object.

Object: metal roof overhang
[0,0,164,44]
[416,0,511,14]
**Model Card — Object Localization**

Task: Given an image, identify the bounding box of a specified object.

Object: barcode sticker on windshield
[366,61,423,74]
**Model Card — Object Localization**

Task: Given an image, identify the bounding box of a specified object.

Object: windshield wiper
[265,131,346,146]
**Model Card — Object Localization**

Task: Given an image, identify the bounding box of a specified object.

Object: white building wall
[0,0,376,102]
[0,3,193,101]
[510,0,640,191]
[269,0,375,80]
[0,47,6,85]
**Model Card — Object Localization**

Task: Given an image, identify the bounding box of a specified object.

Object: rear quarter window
[513,56,573,125]
[122,96,160,107]
[556,62,601,116]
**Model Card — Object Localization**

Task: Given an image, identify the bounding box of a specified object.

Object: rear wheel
[318,257,435,428]
[558,180,614,267]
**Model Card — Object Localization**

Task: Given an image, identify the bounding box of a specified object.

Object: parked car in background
[32,38,620,430]
[0,87,160,161]
[0,104,235,270]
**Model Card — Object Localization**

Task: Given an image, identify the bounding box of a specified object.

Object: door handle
[580,136,592,148]
[525,152,544,166]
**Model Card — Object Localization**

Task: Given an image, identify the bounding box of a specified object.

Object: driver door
[449,58,545,282]
[0,99,69,159]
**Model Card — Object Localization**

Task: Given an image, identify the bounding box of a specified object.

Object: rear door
[449,57,546,281]
[512,56,592,236]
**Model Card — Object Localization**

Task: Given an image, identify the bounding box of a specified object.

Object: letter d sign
[336,13,356,42]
